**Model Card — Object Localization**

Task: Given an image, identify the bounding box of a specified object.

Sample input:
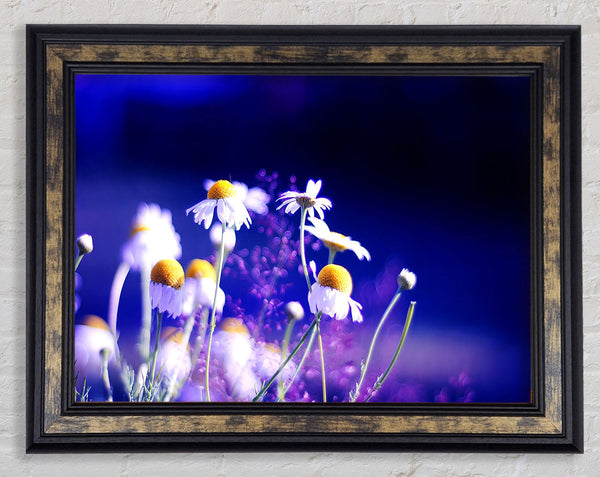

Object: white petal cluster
[308,283,363,323]
[304,217,371,261]
[277,179,332,219]
[204,179,270,215]
[149,281,183,317]
[121,203,182,271]
[181,277,226,315]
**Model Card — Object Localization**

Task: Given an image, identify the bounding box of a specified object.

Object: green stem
[74,252,83,271]
[205,221,227,402]
[317,319,326,403]
[100,348,113,402]
[365,302,416,402]
[253,317,318,402]
[278,326,317,401]
[299,206,312,291]
[350,289,402,402]
[327,248,337,264]
[149,311,163,394]
[277,320,296,400]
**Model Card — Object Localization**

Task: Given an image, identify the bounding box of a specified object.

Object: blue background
[75,74,531,403]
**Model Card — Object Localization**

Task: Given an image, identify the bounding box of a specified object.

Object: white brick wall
[2,1,597,475]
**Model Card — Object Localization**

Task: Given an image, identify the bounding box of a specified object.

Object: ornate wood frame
[26,25,582,452]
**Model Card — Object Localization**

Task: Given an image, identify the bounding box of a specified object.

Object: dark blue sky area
[75,74,531,402]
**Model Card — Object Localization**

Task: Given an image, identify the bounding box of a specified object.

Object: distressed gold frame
[26,25,582,452]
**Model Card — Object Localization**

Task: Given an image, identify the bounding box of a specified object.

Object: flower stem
[327,248,337,264]
[205,221,227,402]
[317,319,326,403]
[108,261,130,340]
[149,311,163,395]
[277,319,296,400]
[99,348,113,402]
[74,252,84,271]
[253,316,318,402]
[139,265,152,361]
[350,289,402,403]
[299,206,312,291]
[278,325,317,401]
[365,302,416,402]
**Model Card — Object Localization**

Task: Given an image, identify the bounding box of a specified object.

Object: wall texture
[1,0,597,475]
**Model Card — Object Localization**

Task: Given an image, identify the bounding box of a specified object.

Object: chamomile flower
[121,203,182,271]
[149,259,185,317]
[253,343,296,383]
[277,179,332,219]
[182,259,226,314]
[156,327,192,388]
[186,179,251,230]
[304,217,371,261]
[308,264,363,323]
[212,318,260,400]
[74,315,115,378]
[204,179,270,215]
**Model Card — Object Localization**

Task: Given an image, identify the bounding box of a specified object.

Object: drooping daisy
[212,318,260,400]
[121,203,182,271]
[277,179,332,219]
[74,315,116,380]
[253,342,296,384]
[156,327,192,389]
[308,264,363,323]
[182,259,226,314]
[149,258,185,317]
[304,217,371,261]
[204,179,270,215]
[186,179,251,230]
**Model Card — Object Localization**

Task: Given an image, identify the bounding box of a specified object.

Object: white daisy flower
[121,203,182,271]
[186,179,251,230]
[204,179,270,215]
[308,264,363,323]
[182,259,226,314]
[74,315,115,381]
[304,217,371,261]
[253,342,296,383]
[276,179,332,219]
[149,258,185,317]
[209,223,236,253]
[156,328,191,388]
[212,318,260,400]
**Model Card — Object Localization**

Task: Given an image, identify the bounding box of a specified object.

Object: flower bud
[285,301,305,321]
[77,234,93,255]
[398,268,416,291]
[209,224,236,253]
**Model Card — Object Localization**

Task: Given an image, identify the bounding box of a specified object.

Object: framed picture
[26,25,582,452]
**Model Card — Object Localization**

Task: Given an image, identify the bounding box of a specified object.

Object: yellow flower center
[186,259,217,282]
[82,315,111,332]
[161,327,185,345]
[130,224,151,237]
[207,180,237,200]
[220,318,250,336]
[323,232,348,252]
[317,264,353,295]
[151,259,185,289]
[263,343,281,354]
